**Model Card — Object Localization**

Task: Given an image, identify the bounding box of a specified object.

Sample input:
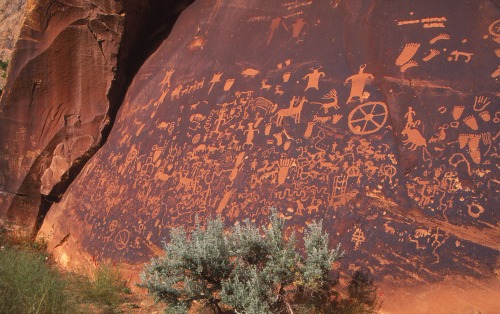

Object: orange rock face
[0,0,123,227]
[0,0,193,228]
[1,0,500,311]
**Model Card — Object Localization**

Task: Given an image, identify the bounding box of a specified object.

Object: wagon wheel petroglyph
[348,102,388,135]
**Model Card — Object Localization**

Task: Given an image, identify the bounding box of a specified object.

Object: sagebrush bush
[141,209,378,314]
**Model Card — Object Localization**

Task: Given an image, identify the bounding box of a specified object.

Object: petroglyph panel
[39,0,499,281]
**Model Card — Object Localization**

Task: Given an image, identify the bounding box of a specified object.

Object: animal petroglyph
[241,68,260,78]
[448,50,473,63]
[275,96,307,126]
[311,89,339,113]
[402,125,427,150]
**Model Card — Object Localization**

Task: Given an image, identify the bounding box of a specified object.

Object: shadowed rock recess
[1,0,500,311]
[0,0,193,230]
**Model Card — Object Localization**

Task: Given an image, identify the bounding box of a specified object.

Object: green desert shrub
[0,59,7,78]
[141,209,378,314]
[0,246,69,314]
[69,263,130,313]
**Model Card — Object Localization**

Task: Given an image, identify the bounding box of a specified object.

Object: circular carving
[348,102,388,135]
[467,203,484,218]
[192,133,201,144]
[488,19,500,37]
[109,220,118,232]
[115,229,130,250]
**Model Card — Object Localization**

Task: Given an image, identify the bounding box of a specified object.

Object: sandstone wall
[0,0,192,230]
[37,0,499,284]
[0,0,27,90]
[0,0,123,229]
[0,0,499,311]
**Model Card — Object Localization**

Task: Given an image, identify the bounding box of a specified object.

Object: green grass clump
[0,59,7,78]
[71,263,131,313]
[0,246,69,314]
[0,225,134,313]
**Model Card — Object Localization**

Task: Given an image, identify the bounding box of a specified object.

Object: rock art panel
[36,0,499,289]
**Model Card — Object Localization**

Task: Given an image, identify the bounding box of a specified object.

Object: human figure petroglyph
[430,228,448,264]
[351,227,366,250]
[243,123,259,149]
[380,165,397,184]
[159,68,175,88]
[345,64,374,103]
[402,107,427,150]
[211,107,228,139]
[275,96,307,126]
[118,144,139,175]
[303,68,325,91]
[404,106,417,125]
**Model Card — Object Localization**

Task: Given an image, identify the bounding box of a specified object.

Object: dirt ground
[378,275,500,314]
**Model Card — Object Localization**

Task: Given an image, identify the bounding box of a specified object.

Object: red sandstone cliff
[1,1,500,313]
